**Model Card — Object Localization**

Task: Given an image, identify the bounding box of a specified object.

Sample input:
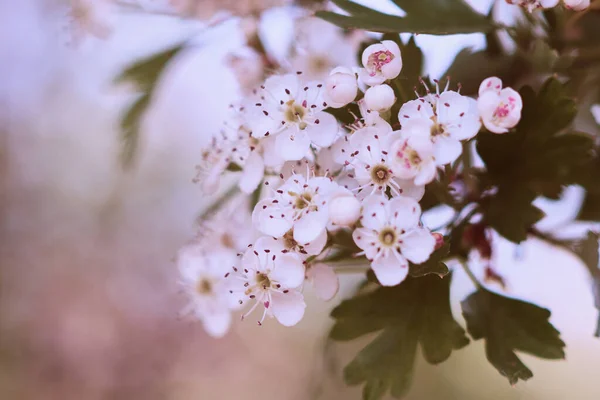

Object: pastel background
[1,0,599,398]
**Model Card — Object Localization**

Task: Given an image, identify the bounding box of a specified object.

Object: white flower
[227,237,306,326]
[346,127,426,200]
[223,113,283,194]
[358,40,403,86]
[306,263,339,301]
[246,73,339,161]
[197,196,256,255]
[281,228,328,258]
[563,0,590,11]
[193,136,230,193]
[252,173,340,244]
[323,67,358,109]
[177,245,238,338]
[388,128,438,186]
[505,0,559,12]
[291,17,357,80]
[364,84,396,112]
[328,191,361,226]
[477,77,523,134]
[353,195,435,286]
[398,89,481,165]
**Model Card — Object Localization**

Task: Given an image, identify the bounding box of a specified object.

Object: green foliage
[330,275,468,399]
[316,0,493,35]
[461,289,566,385]
[477,78,595,242]
[116,44,185,169]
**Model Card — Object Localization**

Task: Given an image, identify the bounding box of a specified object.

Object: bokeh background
[2,0,600,399]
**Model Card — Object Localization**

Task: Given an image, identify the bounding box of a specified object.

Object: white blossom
[477,77,523,134]
[193,136,230,193]
[398,85,481,166]
[353,195,435,286]
[346,127,426,200]
[358,40,403,86]
[227,237,306,326]
[246,73,339,161]
[364,84,396,112]
[323,67,358,109]
[291,17,358,80]
[388,128,438,186]
[177,245,238,338]
[252,173,341,244]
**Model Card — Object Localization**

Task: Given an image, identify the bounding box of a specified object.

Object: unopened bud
[364,84,395,112]
[329,194,361,226]
[323,67,358,109]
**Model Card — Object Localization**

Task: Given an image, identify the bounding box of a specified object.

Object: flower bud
[359,40,402,86]
[563,0,590,11]
[328,193,361,226]
[323,67,358,108]
[364,84,395,112]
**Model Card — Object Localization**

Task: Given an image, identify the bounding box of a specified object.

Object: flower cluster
[180,39,523,336]
[506,0,590,11]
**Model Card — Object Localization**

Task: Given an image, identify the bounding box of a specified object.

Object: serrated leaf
[481,185,545,243]
[477,78,594,243]
[331,275,469,399]
[317,0,492,35]
[461,289,566,385]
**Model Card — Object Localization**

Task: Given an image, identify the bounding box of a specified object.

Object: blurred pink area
[2,1,600,400]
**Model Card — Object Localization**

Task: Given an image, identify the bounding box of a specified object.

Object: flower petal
[239,151,265,194]
[306,112,338,148]
[433,136,462,166]
[360,195,389,231]
[371,252,409,286]
[400,228,436,264]
[303,229,328,255]
[275,129,312,161]
[201,308,232,338]
[271,290,306,326]
[414,160,437,186]
[388,196,421,231]
[271,253,305,288]
[352,227,379,258]
[293,209,328,244]
[307,263,339,301]
[252,199,293,238]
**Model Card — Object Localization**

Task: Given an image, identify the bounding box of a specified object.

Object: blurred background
[1,0,600,399]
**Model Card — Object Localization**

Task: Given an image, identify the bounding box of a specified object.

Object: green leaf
[477,78,594,242]
[409,241,450,278]
[331,275,469,399]
[120,94,151,169]
[116,44,185,90]
[316,0,493,35]
[461,289,566,385]
[116,43,186,169]
[481,185,545,243]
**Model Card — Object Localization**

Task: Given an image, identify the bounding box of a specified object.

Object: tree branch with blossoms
[110,0,600,399]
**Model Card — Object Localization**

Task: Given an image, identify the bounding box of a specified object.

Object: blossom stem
[458,259,482,289]
[196,184,239,222]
